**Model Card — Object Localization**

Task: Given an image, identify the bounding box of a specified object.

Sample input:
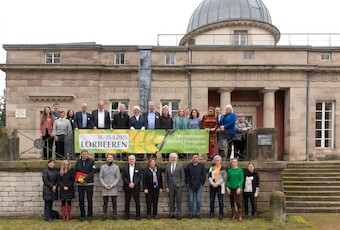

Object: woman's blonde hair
[60,160,71,176]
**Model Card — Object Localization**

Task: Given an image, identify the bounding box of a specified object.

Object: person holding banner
[129,106,146,130]
[99,154,121,221]
[173,108,189,130]
[201,107,218,161]
[122,154,142,220]
[112,103,130,129]
[74,150,95,222]
[165,152,185,220]
[188,109,201,130]
[91,100,111,160]
[143,101,160,130]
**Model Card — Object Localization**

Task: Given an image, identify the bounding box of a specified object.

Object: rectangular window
[234,31,248,45]
[160,101,179,117]
[165,52,176,65]
[115,53,125,65]
[110,100,129,118]
[45,52,60,64]
[321,53,331,61]
[244,51,254,60]
[315,101,334,148]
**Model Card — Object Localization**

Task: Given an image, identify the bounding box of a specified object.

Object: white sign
[15,109,26,118]
[78,133,129,150]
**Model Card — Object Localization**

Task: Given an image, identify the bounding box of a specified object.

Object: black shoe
[189,214,194,219]
[197,215,201,219]
[79,217,85,222]
[177,216,181,220]
[219,214,223,220]
[210,213,214,218]
[147,215,151,220]
[154,215,159,219]
[136,216,141,221]
[245,214,249,219]
[169,215,175,219]
[124,216,129,220]
[87,216,93,222]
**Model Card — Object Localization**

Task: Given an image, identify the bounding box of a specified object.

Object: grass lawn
[0,216,316,230]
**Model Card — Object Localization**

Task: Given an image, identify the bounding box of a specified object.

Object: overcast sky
[1,0,340,93]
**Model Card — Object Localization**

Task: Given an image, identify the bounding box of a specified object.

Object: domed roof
[187,0,273,33]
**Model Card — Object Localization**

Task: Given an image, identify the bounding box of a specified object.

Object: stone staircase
[283,162,340,213]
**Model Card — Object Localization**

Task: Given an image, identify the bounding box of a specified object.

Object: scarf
[149,167,158,184]
[214,165,221,183]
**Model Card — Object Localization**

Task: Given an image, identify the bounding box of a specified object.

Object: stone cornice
[29,93,75,102]
[0,64,139,72]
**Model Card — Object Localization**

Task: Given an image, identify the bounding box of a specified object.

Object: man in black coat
[121,154,142,220]
[112,103,130,129]
[185,153,206,219]
[74,150,95,222]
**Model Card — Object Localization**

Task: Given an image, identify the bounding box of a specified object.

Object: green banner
[74,129,209,154]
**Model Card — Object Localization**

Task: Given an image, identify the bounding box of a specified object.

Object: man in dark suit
[112,103,130,160]
[112,103,129,129]
[91,100,111,160]
[74,103,93,129]
[165,152,185,220]
[121,154,142,220]
[91,100,111,129]
[143,101,160,130]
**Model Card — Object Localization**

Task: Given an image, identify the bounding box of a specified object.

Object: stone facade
[0,162,283,218]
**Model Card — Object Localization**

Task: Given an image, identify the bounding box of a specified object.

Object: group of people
[40,101,252,161]
[42,150,260,222]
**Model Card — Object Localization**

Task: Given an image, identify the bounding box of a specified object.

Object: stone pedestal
[269,191,286,223]
[246,128,277,161]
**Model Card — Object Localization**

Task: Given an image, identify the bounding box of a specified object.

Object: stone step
[284,185,340,191]
[286,207,340,213]
[283,168,340,173]
[283,181,340,186]
[282,172,340,177]
[283,176,340,181]
[286,163,340,168]
[284,190,340,196]
[286,196,340,202]
[286,201,340,207]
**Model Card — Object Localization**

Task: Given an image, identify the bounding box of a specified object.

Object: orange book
[75,172,88,182]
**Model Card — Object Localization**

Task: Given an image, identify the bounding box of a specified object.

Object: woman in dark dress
[66,109,75,159]
[42,160,58,222]
[143,158,163,220]
[58,160,75,221]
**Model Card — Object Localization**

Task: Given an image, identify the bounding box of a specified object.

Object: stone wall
[0,161,284,218]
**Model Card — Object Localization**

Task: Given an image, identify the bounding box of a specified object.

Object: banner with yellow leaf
[74,129,209,154]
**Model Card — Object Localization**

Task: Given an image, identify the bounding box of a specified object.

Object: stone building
[1,0,340,161]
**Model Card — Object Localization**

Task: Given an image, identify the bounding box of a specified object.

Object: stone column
[218,87,234,108]
[261,88,278,128]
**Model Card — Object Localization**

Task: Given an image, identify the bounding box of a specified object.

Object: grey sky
[1,0,340,93]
